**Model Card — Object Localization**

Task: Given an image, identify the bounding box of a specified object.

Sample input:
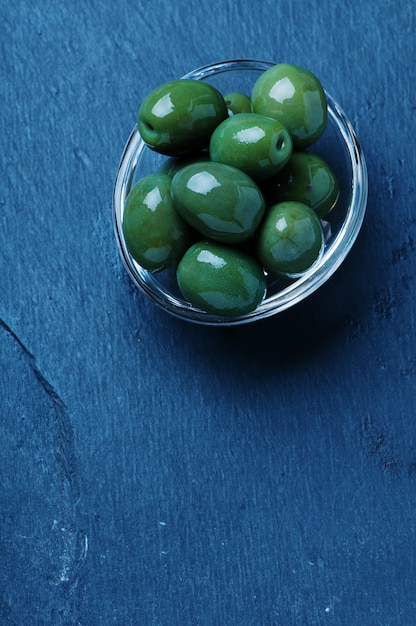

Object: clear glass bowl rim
[113,59,368,326]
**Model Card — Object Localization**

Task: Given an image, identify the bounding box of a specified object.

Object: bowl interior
[113,60,368,325]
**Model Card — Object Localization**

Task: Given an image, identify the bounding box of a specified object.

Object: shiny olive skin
[260,151,340,218]
[223,92,252,115]
[138,79,228,157]
[209,113,292,182]
[122,174,194,272]
[177,240,267,316]
[257,201,324,277]
[171,161,265,244]
[251,64,327,148]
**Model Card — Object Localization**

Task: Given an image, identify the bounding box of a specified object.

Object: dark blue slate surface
[1,1,416,624]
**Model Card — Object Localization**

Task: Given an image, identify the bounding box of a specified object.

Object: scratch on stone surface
[391,233,414,266]
[0,318,61,400]
[57,526,89,584]
[0,317,88,619]
[0,317,80,499]
[361,415,400,476]
[381,166,394,199]
[361,414,416,481]
[372,286,396,320]
[74,147,92,168]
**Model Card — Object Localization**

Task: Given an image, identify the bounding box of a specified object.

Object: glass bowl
[113,59,368,326]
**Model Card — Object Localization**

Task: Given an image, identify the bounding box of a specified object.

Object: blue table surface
[1,2,416,625]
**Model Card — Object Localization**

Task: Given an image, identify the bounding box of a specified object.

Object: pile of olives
[122,63,340,317]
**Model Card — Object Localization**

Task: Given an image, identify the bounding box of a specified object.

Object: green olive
[251,64,327,148]
[122,173,194,272]
[209,112,292,182]
[260,151,340,218]
[223,92,252,115]
[177,240,267,316]
[256,201,324,277]
[171,161,265,244]
[138,79,228,156]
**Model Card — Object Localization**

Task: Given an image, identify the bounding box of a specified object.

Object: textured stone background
[1,1,416,624]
